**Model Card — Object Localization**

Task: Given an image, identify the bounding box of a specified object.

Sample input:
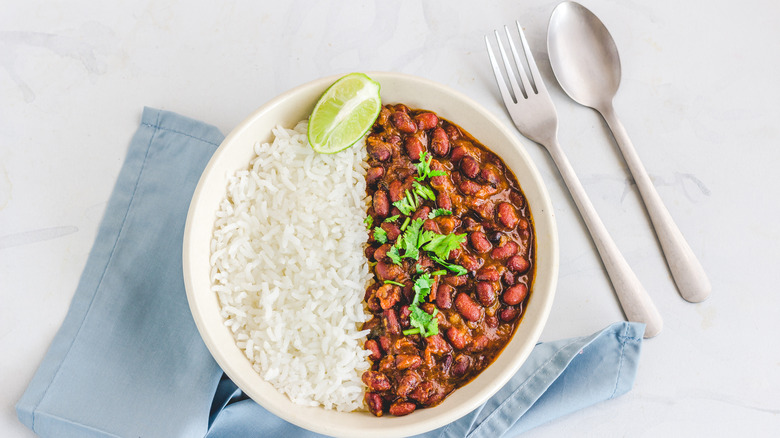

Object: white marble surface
[2,0,779,436]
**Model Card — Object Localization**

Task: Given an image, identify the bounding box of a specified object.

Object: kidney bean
[380,222,401,241]
[366,166,384,186]
[392,111,417,133]
[415,112,439,131]
[378,354,395,372]
[423,219,441,234]
[373,190,389,217]
[444,124,460,139]
[412,206,432,222]
[362,370,391,392]
[483,168,500,189]
[503,283,528,305]
[395,354,422,370]
[376,283,401,310]
[497,202,520,229]
[389,401,417,417]
[458,253,482,272]
[502,270,516,286]
[399,304,411,328]
[485,315,499,328]
[459,179,481,196]
[476,266,500,282]
[470,334,491,353]
[373,244,391,262]
[451,354,470,377]
[455,293,482,322]
[434,284,452,310]
[491,241,519,260]
[509,190,525,207]
[367,139,392,162]
[499,306,521,322]
[476,281,496,306]
[470,200,494,221]
[388,180,403,203]
[506,255,530,274]
[384,308,401,335]
[404,135,425,160]
[409,381,441,406]
[444,275,468,287]
[517,217,529,230]
[375,261,402,281]
[469,231,492,254]
[393,103,410,113]
[366,295,382,313]
[378,336,391,353]
[365,392,384,417]
[365,246,377,262]
[365,339,382,361]
[396,371,421,397]
[436,191,452,210]
[447,248,461,261]
[426,334,451,355]
[445,327,470,350]
[460,156,480,179]
[487,231,502,243]
[450,146,466,162]
[430,127,450,156]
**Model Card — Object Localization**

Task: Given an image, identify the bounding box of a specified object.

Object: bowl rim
[183,71,559,437]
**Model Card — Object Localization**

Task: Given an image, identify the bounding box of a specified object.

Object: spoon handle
[546,136,662,338]
[599,103,711,303]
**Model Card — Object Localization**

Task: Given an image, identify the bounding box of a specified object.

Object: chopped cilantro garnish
[428,208,452,219]
[393,189,418,216]
[364,215,373,229]
[415,151,447,181]
[430,254,468,276]
[400,219,425,260]
[383,280,405,287]
[430,269,447,276]
[373,227,388,244]
[400,217,410,231]
[413,181,436,202]
[387,245,402,265]
[384,214,400,223]
[422,233,466,260]
[404,273,439,337]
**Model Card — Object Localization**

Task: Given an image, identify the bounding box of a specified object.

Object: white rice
[210,120,372,411]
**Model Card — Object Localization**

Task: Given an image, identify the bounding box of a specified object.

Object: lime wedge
[307,73,381,154]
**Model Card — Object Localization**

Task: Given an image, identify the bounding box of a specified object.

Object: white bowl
[183,72,558,437]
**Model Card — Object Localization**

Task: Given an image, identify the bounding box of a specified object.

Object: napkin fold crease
[16,107,644,438]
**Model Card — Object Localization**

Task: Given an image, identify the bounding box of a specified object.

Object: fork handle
[546,137,662,338]
[599,103,711,303]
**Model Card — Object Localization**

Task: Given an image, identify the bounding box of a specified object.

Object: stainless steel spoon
[547,1,711,303]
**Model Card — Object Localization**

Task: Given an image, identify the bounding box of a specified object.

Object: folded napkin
[17,107,644,438]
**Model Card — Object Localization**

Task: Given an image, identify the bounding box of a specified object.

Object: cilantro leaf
[428,208,452,219]
[401,218,425,260]
[393,189,419,216]
[387,244,402,265]
[384,280,405,286]
[415,151,448,181]
[430,254,468,276]
[422,233,466,260]
[413,181,436,202]
[364,215,373,229]
[373,227,388,244]
[384,214,400,223]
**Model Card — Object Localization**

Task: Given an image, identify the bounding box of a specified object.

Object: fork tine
[515,21,548,94]
[504,25,535,96]
[493,30,527,100]
[484,35,516,107]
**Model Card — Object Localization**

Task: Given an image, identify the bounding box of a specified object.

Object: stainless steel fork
[485,22,662,338]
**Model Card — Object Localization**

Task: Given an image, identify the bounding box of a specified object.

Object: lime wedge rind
[307,73,382,154]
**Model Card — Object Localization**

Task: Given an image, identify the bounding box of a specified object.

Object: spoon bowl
[548,1,620,110]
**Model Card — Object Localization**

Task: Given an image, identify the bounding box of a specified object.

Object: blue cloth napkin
[17,107,644,438]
